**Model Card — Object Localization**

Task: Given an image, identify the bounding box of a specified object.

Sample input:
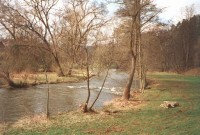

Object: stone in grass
[160,101,180,108]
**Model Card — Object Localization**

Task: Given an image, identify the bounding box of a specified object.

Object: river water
[0,70,139,122]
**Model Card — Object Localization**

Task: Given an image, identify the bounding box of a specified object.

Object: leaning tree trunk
[83,48,91,113]
[53,55,65,76]
[123,13,138,100]
[123,57,136,100]
[89,66,110,110]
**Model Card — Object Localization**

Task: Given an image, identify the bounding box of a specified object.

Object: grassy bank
[13,72,86,84]
[1,73,200,134]
[0,70,87,88]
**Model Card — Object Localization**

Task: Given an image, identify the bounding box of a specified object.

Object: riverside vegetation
[0,70,88,88]
[1,72,200,135]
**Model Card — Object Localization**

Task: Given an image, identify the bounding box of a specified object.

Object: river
[0,70,139,122]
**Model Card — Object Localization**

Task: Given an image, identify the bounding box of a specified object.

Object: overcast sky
[154,0,200,23]
[107,0,200,24]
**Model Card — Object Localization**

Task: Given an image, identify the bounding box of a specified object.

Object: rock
[160,101,180,108]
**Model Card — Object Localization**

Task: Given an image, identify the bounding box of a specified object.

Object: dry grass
[0,122,7,134]
[0,114,52,134]
[184,68,200,76]
[3,111,110,133]
[12,114,51,129]
[11,71,86,86]
[103,93,145,111]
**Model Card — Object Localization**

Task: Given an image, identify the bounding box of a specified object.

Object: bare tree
[58,0,109,112]
[89,42,114,111]
[183,4,195,20]
[0,0,65,76]
[182,5,196,69]
[58,0,110,75]
[114,0,161,99]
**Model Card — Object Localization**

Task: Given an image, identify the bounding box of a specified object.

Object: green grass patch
[2,73,200,135]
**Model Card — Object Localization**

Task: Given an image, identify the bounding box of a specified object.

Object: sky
[154,0,200,24]
[106,0,200,24]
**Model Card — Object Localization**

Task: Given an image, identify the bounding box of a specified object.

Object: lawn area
[1,73,200,135]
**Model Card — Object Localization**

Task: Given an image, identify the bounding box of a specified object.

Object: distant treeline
[143,15,200,72]
[114,15,200,72]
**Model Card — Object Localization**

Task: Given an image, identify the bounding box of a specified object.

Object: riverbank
[1,73,200,134]
[0,71,88,88]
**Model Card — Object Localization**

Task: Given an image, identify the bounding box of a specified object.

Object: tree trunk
[122,5,138,100]
[89,67,110,110]
[123,57,136,100]
[83,65,90,112]
[182,32,190,70]
[185,43,190,69]
[54,56,64,76]
[139,66,146,93]
[83,48,90,113]
[39,49,50,118]
[43,60,50,118]
[137,0,146,93]
[45,73,50,118]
